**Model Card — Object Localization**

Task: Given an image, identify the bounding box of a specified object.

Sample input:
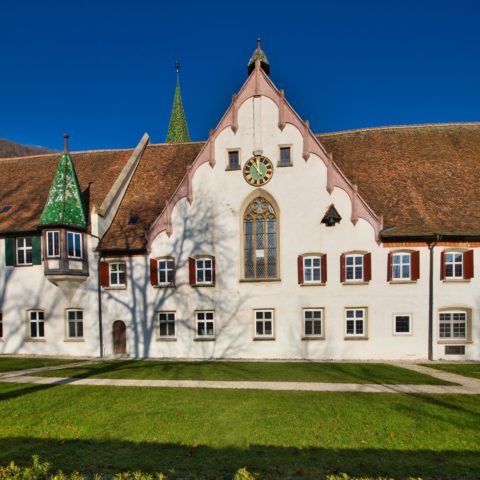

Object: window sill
[64,338,85,342]
[437,340,472,345]
[192,283,215,288]
[240,278,281,283]
[154,284,176,289]
[105,286,127,291]
[277,162,293,168]
[225,166,241,171]
[389,280,417,285]
[156,337,177,342]
[442,278,470,283]
[194,337,215,341]
[300,282,326,287]
[393,332,413,336]
[14,264,34,267]
[25,339,46,342]
[344,336,369,341]
[253,336,275,341]
[301,336,325,341]
[342,281,369,286]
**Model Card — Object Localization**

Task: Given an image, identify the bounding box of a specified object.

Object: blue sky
[1,0,479,151]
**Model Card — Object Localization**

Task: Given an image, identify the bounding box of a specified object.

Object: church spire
[166,61,190,143]
[38,134,87,229]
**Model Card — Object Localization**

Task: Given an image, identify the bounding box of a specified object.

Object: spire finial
[257,37,261,51]
[63,133,69,154]
[175,60,180,83]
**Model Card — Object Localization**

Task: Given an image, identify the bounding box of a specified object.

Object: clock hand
[256,158,262,176]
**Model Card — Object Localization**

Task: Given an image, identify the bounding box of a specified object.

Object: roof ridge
[148,140,206,147]
[316,122,480,137]
[0,147,135,162]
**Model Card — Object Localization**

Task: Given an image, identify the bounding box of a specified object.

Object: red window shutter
[297,255,304,284]
[321,254,327,283]
[440,251,446,280]
[464,250,474,279]
[100,261,109,287]
[172,258,176,286]
[387,252,392,282]
[189,257,196,285]
[212,256,216,285]
[411,251,420,280]
[340,254,345,283]
[364,253,372,282]
[150,258,158,286]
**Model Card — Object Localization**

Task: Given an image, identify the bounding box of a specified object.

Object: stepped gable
[0,148,132,234]
[98,141,204,252]
[318,123,480,237]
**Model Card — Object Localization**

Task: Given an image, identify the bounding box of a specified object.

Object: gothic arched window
[243,197,278,279]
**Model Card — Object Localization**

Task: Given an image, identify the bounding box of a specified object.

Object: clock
[243,155,273,186]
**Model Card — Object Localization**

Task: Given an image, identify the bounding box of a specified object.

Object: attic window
[1,205,12,213]
[128,214,139,225]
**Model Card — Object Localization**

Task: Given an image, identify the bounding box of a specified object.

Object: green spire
[166,61,190,143]
[39,134,87,229]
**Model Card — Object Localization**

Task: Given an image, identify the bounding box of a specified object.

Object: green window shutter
[32,236,42,265]
[5,237,14,266]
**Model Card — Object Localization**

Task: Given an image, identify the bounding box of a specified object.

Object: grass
[34,360,452,385]
[421,363,480,380]
[0,357,81,373]
[0,382,478,479]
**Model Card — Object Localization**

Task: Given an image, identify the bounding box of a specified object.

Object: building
[0,43,479,361]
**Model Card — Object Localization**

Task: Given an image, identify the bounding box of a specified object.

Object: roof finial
[175,60,180,83]
[257,37,261,51]
[63,133,69,154]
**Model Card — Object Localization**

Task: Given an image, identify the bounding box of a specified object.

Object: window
[303,309,323,337]
[0,312,3,339]
[196,257,213,284]
[341,253,371,283]
[255,310,274,338]
[67,232,83,259]
[109,262,126,287]
[29,310,45,339]
[67,310,83,338]
[394,314,411,334]
[196,311,215,338]
[388,251,419,282]
[158,312,175,338]
[278,146,292,166]
[227,150,240,170]
[158,258,175,285]
[439,311,467,340]
[46,231,60,258]
[345,308,367,337]
[16,237,33,265]
[441,250,474,280]
[244,197,278,279]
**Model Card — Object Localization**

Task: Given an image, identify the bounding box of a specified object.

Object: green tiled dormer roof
[166,63,190,143]
[39,151,87,229]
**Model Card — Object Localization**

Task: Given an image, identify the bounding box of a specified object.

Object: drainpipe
[428,234,440,361]
[96,252,104,358]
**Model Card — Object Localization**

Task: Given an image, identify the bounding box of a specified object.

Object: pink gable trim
[147,63,383,249]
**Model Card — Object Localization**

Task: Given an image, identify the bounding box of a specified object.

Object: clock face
[243,155,273,186]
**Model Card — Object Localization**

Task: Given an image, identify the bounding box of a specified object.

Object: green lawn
[421,363,480,380]
[35,360,452,385]
[0,382,478,479]
[0,357,81,373]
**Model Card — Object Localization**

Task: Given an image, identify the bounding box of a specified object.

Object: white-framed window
[303,309,323,337]
[46,231,60,258]
[392,253,410,280]
[439,311,467,340]
[445,252,463,279]
[158,311,175,338]
[304,256,322,283]
[158,258,175,285]
[196,257,213,284]
[345,254,364,281]
[29,310,45,339]
[278,146,292,166]
[255,310,274,338]
[67,309,84,338]
[227,150,240,170]
[67,231,83,259]
[345,308,367,337]
[16,237,33,265]
[196,311,215,338]
[393,314,412,335]
[109,262,126,287]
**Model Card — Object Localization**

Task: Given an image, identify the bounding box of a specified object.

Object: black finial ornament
[257,37,261,50]
[247,38,270,76]
[63,133,69,154]
[321,204,342,227]
[175,60,180,82]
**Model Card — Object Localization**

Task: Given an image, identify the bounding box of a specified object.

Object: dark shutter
[321,254,327,284]
[172,258,176,286]
[100,262,110,287]
[32,236,42,265]
[5,237,14,266]
[150,259,158,286]
[464,250,474,279]
[212,256,216,285]
[411,251,420,281]
[340,253,345,283]
[387,252,392,282]
[189,257,196,285]
[364,253,372,282]
[440,251,446,280]
[297,255,304,284]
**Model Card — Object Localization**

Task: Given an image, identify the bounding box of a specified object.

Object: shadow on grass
[0,437,478,479]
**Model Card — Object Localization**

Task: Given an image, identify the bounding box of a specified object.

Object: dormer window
[67,231,83,259]
[227,150,240,170]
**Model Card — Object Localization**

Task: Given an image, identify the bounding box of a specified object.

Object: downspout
[428,234,440,361]
[93,250,104,358]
